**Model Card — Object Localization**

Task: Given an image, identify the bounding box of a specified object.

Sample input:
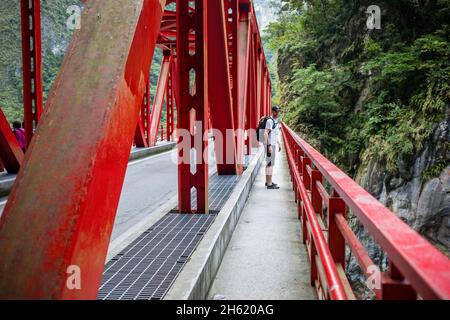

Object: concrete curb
[164,147,264,300]
[0,176,16,198]
[128,142,176,161]
[0,142,177,198]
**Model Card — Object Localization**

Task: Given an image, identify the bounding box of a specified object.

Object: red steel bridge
[0,0,449,300]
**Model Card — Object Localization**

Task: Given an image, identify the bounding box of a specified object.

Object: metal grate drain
[181,174,241,212]
[98,213,216,300]
[98,173,242,300]
[209,175,240,211]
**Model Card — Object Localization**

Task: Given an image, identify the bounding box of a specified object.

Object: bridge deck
[208,148,316,300]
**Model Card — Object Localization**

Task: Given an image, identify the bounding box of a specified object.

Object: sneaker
[267,184,280,190]
[265,182,278,187]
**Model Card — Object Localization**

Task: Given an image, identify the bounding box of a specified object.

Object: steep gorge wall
[0,0,83,121]
[273,0,449,295]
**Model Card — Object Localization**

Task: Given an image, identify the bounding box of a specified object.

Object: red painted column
[166,59,175,141]
[228,0,243,173]
[134,120,149,148]
[177,0,209,214]
[0,0,166,299]
[143,79,151,145]
[226,0,238,126]
[256,50,263,117]
[207,0,238,174]
[149,53,171,146]
[236,5,251,170]
[328,197,346,267]
[245,24,257,151]
[135,79,150,148]
[20,0,43,147]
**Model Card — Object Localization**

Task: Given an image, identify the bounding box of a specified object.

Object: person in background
[12,121,26,153]
[264,106,282,189]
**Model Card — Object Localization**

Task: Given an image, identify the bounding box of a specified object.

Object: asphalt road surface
[0,142,217,243]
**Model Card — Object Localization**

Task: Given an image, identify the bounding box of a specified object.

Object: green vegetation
[422,160,449,181]
[0,0,163,123]
[265,0,450,175]
[0,0,82,121]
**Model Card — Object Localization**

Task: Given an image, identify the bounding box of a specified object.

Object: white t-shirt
[265,117,280,146]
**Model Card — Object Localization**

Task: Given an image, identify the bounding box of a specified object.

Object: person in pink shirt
[12,121,26,153]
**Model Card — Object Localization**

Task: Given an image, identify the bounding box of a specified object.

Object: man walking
[264,106,281,189]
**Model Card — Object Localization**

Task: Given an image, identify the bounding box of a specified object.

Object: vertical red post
[248,29,259,149]
[236,5,251,171]
[261,70,267,118]
[380,262,417,300]
[311,169,324,216]
[256,50,262,117]
[245,33,257,155]
[166,60,175,141]
[149,53,171,146]
[227,0,239,129]
[207,0,238,174]
[302,157,312,191]
[20,0,43,146]
[143,79,151,145]
[135,80,150,148]
[328,197,346,267]
[177,0,209,214]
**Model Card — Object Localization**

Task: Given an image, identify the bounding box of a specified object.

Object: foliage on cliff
[0,0,162,123]
[265,0,450,176]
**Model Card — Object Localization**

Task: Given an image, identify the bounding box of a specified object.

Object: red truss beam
[0,108,24,174]
[246,26,258,151]
[207,0,238,175]
[20,0,43,147]
[166,59,175,141]
[135,79,150,148]
[177,0,209,214]
[0,0,166,299]
[134,119,149,148]
[149,53,172,146]
[236,7,251,166]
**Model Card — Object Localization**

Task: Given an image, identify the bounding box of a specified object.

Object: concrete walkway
[207,147,316,300]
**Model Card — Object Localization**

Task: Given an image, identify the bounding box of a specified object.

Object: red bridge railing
[282,123,450,300]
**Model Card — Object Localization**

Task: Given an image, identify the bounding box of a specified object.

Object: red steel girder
[134,120,149,148]
[134,79,150,148]
[0,0,166,299]
[236,6,251,167]
[0,108,24,174]
[207,0,238,175]
[20,0,43,147]
[246,26,259,151]
[177,0,209,214]
[166,59,175,141]
[149,52,172,146]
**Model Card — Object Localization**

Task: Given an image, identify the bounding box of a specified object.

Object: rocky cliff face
[348,119,449,298]
[271,0,449,297]
[356,120,449,253]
